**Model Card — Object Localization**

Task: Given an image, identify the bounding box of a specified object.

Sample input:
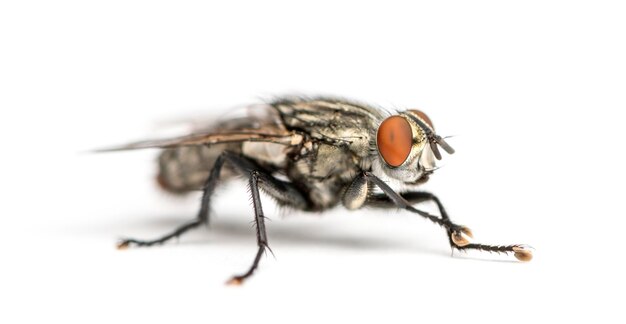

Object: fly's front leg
[343,172,532,261]
[367,191,472,248]
[368,191,450,222]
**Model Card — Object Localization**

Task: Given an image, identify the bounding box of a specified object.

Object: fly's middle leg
[219,154,308,284]
[225,170,269,285]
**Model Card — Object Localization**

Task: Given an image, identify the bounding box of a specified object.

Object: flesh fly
[103,97,532,284]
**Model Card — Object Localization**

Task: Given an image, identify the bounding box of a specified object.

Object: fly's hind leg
[118,151,309,283]
[117,151,228,249]
[344,172,532,261]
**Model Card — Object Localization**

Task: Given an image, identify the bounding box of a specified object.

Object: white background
[1,1,625,323]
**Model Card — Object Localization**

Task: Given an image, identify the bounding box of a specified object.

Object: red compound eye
[377,116,413,167]
[409,109,434,130]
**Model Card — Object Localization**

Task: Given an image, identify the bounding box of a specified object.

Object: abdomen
[156,141,289,194]
[156,144,237,193]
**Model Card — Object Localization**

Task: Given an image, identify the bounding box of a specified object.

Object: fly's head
[374,110,455,184]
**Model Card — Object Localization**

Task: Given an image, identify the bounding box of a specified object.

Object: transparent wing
[95,104,299,152]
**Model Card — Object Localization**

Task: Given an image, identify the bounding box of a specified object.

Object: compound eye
[377,116,413,167]
[409,109,434,130]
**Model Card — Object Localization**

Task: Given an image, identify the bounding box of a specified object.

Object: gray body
[109,97,532,275]
[157,98,385,211]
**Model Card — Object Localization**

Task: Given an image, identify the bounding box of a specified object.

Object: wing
[96,104,302,152]
[95,129,303,152]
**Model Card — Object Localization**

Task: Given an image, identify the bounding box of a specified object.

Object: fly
[101,97,533,284]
